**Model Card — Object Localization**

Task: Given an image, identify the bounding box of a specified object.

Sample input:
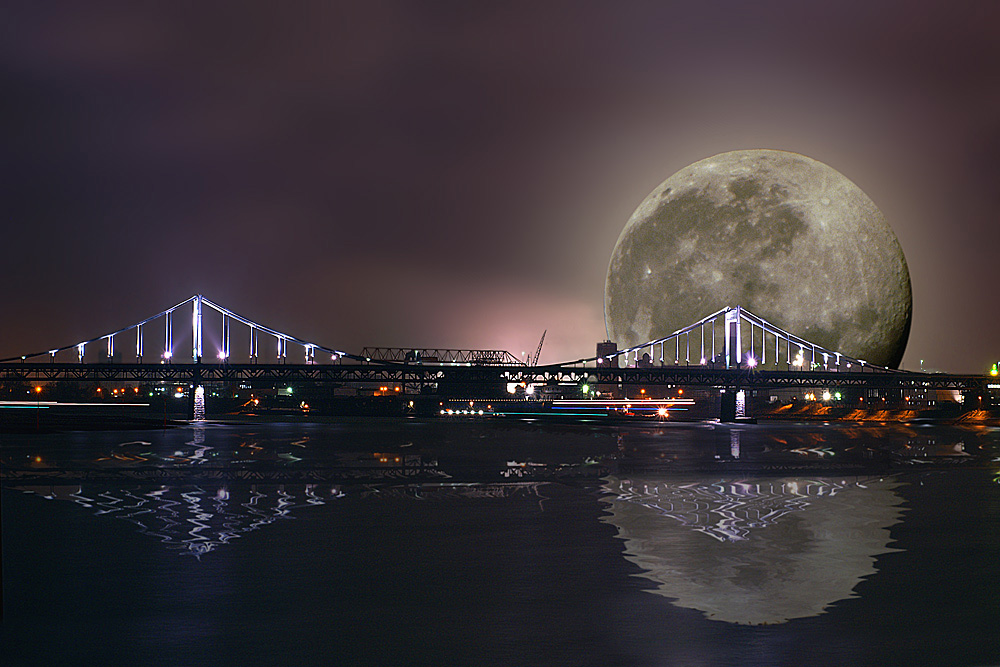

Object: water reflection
[12,481,549,557]
[601,474,904,625]
[6,421,995,589]
[14,483,343,558]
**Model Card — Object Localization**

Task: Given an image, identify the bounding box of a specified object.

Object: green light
[286,387,293,395]
[834,392,841,400]
[581,384,590,394]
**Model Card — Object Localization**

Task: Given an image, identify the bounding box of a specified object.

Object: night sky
[3,2,998,372]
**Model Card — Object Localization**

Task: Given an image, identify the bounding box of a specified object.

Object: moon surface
[604,149,912,368]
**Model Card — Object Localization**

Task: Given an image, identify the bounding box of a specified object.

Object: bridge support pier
[720,389,737,422]
[720,387,751,423]
[187,363,203,421]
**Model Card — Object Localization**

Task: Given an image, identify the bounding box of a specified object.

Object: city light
[746,354,757,368]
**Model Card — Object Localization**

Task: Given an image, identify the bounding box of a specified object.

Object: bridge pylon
[192,294,203,363]
[724,307,740,369]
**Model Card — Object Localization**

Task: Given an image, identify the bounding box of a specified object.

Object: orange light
[640,389,646,395]
[96,388,102,393]
[678,389,683,395]
[394,386,400,392]
[34,386,42,394]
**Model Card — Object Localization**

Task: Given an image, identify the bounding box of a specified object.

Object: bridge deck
[0,361,989,391]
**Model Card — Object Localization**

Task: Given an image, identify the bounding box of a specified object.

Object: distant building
[596,340,619,368]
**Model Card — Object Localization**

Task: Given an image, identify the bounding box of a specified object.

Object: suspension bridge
[0,295,992,419]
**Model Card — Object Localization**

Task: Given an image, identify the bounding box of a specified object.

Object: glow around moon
[605,150,912,368]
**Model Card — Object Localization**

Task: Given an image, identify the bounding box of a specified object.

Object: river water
[1,418,999,666]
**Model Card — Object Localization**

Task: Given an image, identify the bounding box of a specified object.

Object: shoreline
[1,406,998,434]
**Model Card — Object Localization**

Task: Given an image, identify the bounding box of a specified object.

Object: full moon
[604,149,912,368]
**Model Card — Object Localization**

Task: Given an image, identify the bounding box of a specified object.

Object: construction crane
[531,330,546,366]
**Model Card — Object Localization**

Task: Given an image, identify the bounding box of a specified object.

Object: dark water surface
[2,419,999,666]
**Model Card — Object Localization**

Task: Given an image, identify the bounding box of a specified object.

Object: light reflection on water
[14,470,908,623]
[11,481,551,558]
[601,474,903,625]
[2,421,999,666]
[13,483,344,557]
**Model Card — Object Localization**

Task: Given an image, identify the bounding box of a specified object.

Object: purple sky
[2,2,998,372]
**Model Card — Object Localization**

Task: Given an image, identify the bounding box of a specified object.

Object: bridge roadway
[0,361,990,392]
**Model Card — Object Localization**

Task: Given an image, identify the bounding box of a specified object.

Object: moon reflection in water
[601,475,903,625]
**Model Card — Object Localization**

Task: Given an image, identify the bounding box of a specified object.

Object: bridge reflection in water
[601,474,903,625]
[8,419,995,628]
[11,481,549,558]
[13,484,344,558]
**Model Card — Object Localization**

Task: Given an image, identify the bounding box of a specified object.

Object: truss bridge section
[360,347,523,365]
